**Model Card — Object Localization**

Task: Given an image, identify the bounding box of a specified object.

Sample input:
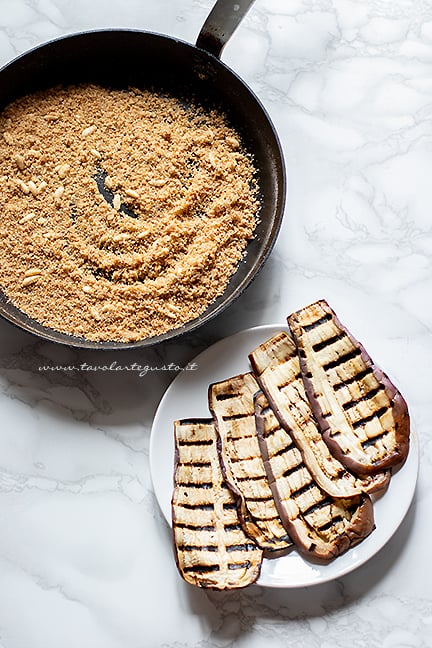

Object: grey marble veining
[1,1,432,647]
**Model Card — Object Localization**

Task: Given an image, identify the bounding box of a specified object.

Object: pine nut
[137,229,150,239]
[24,267,42,278]
[82,125,96,137]
[56,163,70,178]
[113,232,130,242]
[89,306,101,320]
[16,179,29,194]
[28,180,38,196]
[54,186,64,201]
[149,179,167,187]
[22,275,40,287]
[165,304,181,319]
[13,153,25,170]
[226,136,240,149]
[19,213,36,224]
[113,193,121,210]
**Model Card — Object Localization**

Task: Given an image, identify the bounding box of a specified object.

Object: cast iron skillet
[0,0,286,349]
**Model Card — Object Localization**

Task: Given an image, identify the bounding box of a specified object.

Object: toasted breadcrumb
[0,84,259,342]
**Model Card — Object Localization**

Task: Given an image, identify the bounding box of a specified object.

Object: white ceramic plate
[149,325,419,588]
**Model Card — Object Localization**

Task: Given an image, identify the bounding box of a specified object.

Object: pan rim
[0,28,287,350]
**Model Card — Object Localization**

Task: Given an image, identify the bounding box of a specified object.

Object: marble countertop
[1,0,431,646]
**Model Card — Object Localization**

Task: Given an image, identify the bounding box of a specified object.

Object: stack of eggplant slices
[171,299,411,590]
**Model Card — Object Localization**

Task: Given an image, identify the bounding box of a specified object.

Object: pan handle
[196,0,256,59]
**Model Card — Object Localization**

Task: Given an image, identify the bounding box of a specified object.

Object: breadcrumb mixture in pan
[0,84,259,342]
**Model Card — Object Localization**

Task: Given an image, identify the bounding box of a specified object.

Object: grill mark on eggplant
[302,496,333,517]
[302,312,332,331]
[312,332,346,353]
[291,481,315,499]
[226,433,255,442]
[183,564,221,574]
[224,523,242,531]
[250,494,275,502]
[223,503,238,511]
[362,430,389,449]
[342,385,385,411]
[317,516,343,532]
[352,405,389,429]
[333,367,373,391]
[282,463,304,479]
[228,561,252,570]
[176,481,213,488]
[235,474,267,483]
[178,544,219,552]
[178,439,214,446]
[176,418,209,426]
[181,461,212,468]
[261,423,280,438]
[272,442,296,457]
[229,453,257,463]
[254,514,284,522]
[235,475,268,485]
[226,543,258,552]
[222,412,252,422]
[215,392,240,401]
[180,503,215,511]
[175,523,215,531]
[322,348,361,371]
[277,373,301,391]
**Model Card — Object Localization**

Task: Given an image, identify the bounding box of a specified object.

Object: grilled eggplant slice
[288,300,410,476]
[249,331,390,498]
[172,419,263,590]
[208,373,293,554]
[254,391,375,561]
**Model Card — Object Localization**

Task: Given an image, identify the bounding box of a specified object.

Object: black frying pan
[0,0,286,350]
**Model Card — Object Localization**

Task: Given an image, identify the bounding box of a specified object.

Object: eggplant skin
[172,418,263,590]
[288,300,410,476]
